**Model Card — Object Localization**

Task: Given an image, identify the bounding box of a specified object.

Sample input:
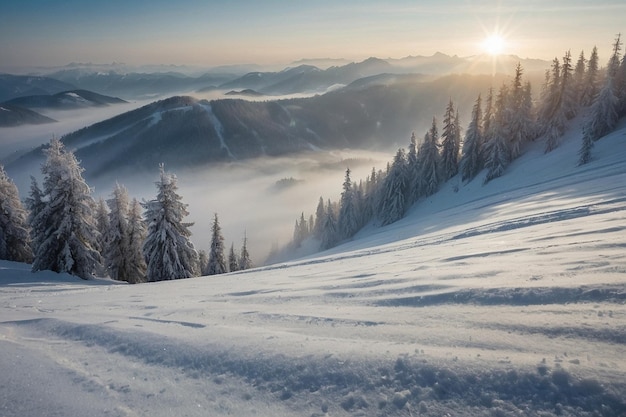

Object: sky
[0,0,624,71]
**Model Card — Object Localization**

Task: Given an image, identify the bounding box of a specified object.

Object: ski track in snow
[1,123,626,416]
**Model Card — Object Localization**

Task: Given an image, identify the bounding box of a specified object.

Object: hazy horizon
[1,1,624,73]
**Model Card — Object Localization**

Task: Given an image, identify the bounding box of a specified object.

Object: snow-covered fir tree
[313,196,325,239]
[581,46,600,106]
[440,100,461,181]
[507,64,534,157]
[0,165,33,263]
[142,165,199,282]
[239,233,252,270]
[24,176,44,256]
[94,197,110,269]
[228,243,238,272]
[126,198,147,283]
[460,94,484,182]
[198,249,209,274]
[581,36,622,146]
[578,126,595,166]
[104,184,132,282]
[205,213,227,275]
[292,212,309,248]
[417,118,442,197]
[338,168,360,239]
[484,86,511,183]
[405,132,420,203]
[573,50,587,106]
[320,199,338,250]
[31,138,101,279]
[378,148,408,226]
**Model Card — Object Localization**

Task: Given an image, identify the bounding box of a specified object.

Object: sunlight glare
[482,34,506,56]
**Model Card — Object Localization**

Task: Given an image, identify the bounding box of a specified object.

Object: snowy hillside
[1,122,625,416]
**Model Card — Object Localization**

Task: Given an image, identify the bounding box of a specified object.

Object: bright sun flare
[482,34,506,56]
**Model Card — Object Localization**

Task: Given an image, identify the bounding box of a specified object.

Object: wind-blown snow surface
[1,122,626,416]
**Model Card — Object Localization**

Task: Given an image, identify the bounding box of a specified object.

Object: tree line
[0,142,252,282]
[292,35,626,251]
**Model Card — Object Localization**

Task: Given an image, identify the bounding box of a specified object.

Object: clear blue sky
[1,0,624,70]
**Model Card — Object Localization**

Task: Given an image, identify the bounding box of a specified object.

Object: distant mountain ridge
[2,89,127,110]
[0,104,56,127]
[0,74,76,102]
[15,53,550,100]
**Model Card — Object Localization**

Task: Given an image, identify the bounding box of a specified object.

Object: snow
[1,121,626,416]
[198,102,235,158]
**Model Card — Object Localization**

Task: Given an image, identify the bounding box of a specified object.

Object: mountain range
[4,72,511,185]
[6,53,550,101]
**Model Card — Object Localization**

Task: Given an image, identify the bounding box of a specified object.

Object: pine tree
[573,50,587,106]
[126,198,147,283]
[94,197,110,267]
[104,184,131,282]
[560,50,577,120]
[142,164,199,282]
[228,244,238,272]
[338,168,359,239]
[313,196,325,239]
[405,132,420,203]
[239,233,252,270]
[320,199,338,250]
[581,46,599,106]
[24,176,44,256]
[0,165,33,263]
[582,36,622,143]
[484,86,511,183]
[440,100,461,181]
[378,148,408,226]
[31,139,101,279]
[578,127,594,166]
[460,94,484,182]
[206,213,227,275]
[417,118,442,197]
[508,63,534,157]
[542,56,568,153]
[199,249,210,274]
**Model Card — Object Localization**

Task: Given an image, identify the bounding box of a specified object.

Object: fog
[90,149,391,265]
[1,99,393,266]
[0,100,154,161]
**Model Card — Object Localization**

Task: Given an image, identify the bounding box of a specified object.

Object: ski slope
[1,121,625,416]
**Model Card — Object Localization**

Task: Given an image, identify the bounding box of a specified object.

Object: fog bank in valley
[91,149,391,265]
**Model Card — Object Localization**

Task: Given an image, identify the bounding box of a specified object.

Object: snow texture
[1,122,626,416]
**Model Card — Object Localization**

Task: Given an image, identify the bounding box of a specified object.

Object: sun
[482,34,506,56]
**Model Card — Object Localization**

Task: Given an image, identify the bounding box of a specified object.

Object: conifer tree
[338,168,359,239]
[93,197,110,276]
[228,244,238,272]
[581,36,622,144]
[313,196,325,239]
[31,139,101,279]
[239,233,252,270]
[440,100,461,180]
[578,127,594,166]
[320,199,338,250]
[581,46,599,106]
[126,198,147,283]
[206,213,227,275]
[460,94,484,182]
[484,86,511,183]
[417,118,442,197]
[378,148,408,226]
[104,184,131,282]
[142,165,199,282]
[24,176,45,256]
[406,132,420,203]
[198,249,209,274]
[573,50,587,106]
[0,165,33,263]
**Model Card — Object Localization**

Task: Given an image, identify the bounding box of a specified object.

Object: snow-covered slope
[1,122,625,416]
